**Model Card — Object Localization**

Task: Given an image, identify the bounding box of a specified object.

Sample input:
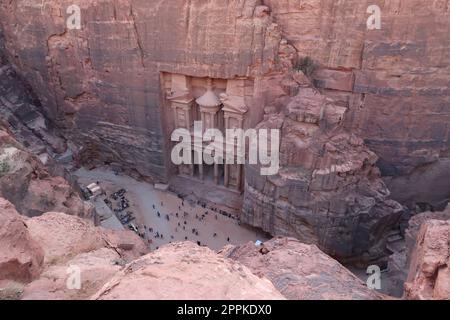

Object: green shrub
[0,160,10,177]
[295,56,318,78]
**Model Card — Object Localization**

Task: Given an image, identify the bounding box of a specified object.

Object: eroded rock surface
[405,220,450,300]
[19,211,147,300]
[243,87,404,262]
[405,205,450,262]
[92,242,285,300]
[0,198,44,283]
[26,212,148,266]
[221,237,384,300]
[0,127,92,217]
[21,248,122,300]
[264,0,450,209]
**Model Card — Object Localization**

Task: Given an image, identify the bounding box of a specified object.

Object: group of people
[102,188,237,250]
[137,199,235,250]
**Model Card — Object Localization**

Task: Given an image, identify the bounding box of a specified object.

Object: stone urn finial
[196,78,221,108]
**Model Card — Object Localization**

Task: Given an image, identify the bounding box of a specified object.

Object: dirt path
[75,167,268,251]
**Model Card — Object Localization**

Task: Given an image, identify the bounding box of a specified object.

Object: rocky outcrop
[26,212,148,267]
[264,0,450,209]
[404,220,450,300]
[92,242,284,300]
[0,53,90,217]
[221,237,384,300]
[0,57,66,156]
[17,211,147,300]
[385,205,450,298]
[0,198,44,283]
[92,242,285,300]
[21,248,123,300]
[243,86,404,262]
[0,199,148,300]
[405,205,450,262]
[0,127,92,217]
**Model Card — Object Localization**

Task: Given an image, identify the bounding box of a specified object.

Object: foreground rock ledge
[405,220,450,300]
[91,242,286,300]
[0,198,44,283]
[221,237,385,300]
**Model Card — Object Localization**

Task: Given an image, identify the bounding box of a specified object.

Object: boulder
[22,248,122,300]
[221,237,385,300]
[404,220,450,300]
[20,212,148,300]
[0,129,92,218]
[26,212,148,266]
[92,242,285,300]
[0,198,44,282]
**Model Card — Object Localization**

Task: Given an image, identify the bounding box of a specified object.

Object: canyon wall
[242,83,404,262]
[1,1,448,206]
[0,1,448,261]
[0,0,285,181]
[264,0,450,208]
[405,219,450,300]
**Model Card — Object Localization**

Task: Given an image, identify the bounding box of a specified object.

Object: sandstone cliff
[242,85,404,262]
[221,237,385,300]
[264,0,450,209]
[0,0,415,262]
[404,220,450,300]
[0,198,44,283]
[0,127,91,217]
[0,200,149,300]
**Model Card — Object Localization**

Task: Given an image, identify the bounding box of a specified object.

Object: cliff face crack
[46,31,68,116]
[129,4,146,68]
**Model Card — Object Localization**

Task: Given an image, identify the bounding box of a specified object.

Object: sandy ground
[75,167,268,251]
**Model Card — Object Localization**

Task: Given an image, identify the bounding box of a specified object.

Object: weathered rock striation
[0,0,417,262]
[404,220,450,300]
[0,200,149,300]
[242,86,404,262]
[0,127,92,217]
[0,198,44,283]
[221,237,385,300]
[92,242,286,300]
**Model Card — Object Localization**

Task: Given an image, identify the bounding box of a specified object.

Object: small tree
[295,56,318,78]
[0,160,10,177]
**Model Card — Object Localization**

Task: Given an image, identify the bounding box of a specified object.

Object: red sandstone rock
[92,242,285,300]
[221,237,385,300]
[22,248,122,300]
[0,198,44,283]
[19,212,148,300]
[0,128,92,217]
[26,212,148,266]
[405,205,450,264]
[0,0,448,276]
[243,87,404,262]
[404,220,450,300]
[263,1,450,207]
[1,1,449,207]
